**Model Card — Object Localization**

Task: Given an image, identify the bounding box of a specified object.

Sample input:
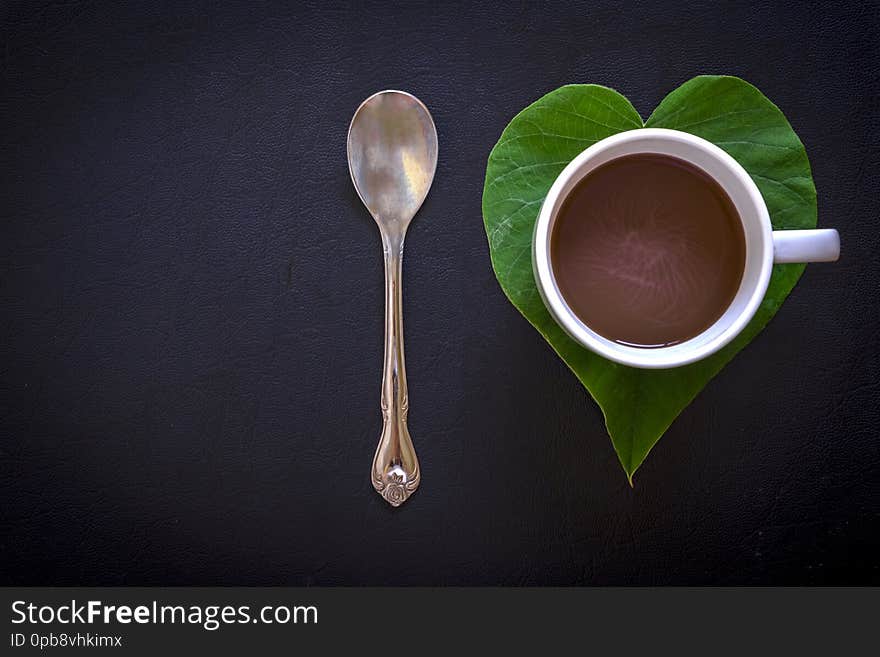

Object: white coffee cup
[532,128,840,369]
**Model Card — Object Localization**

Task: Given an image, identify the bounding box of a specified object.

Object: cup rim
[532,127,773,369]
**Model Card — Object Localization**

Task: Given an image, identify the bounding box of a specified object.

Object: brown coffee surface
[550,153,746,348]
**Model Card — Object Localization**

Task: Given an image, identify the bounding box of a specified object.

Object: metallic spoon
[347,90,438,507]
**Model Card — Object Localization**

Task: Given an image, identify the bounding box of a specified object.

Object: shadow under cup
[533,129,774,370]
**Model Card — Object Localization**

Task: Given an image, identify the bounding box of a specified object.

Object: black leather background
[1,1,878,585]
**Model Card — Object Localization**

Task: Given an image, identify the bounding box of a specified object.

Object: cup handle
[772,229,840,264]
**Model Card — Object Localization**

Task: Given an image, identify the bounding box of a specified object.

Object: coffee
[550,153,746,349]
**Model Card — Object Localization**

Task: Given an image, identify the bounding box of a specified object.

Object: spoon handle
[371,231,420,507]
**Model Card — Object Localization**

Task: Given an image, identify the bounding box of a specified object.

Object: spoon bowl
[348,91,438,231]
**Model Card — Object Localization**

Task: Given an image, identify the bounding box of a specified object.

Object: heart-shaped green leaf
[482,76,816,482]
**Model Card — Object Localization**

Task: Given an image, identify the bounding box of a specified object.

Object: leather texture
[1,0,877,585]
